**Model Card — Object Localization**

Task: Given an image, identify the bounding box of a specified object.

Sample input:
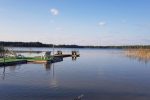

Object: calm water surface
[0,49,150,100]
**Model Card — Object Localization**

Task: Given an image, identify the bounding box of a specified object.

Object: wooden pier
[54,54,80,57]
[54,50,80,57]
[0,50,80,67]
[0,60,27,67]
[0,57,63,67]
[28,56,63,64]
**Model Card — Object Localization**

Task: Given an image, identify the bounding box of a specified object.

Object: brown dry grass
[125,49,150,62]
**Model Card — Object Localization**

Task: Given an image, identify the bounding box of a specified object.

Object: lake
[0,48,150,100]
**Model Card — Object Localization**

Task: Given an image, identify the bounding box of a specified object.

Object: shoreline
[0,56,63,67]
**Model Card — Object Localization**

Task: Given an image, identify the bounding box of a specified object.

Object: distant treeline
[0,41,150,49]
[0,41,53,47]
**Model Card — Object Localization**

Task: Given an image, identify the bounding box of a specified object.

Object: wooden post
[57,51,62,55]
[53,44,55,56]
[2,42,5,64]
[2,66,5,80]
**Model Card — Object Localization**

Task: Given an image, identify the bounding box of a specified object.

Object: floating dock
[54,54,80,57]
[0,58,63,67]
[0,60,27,67]
[54,50,80,57]
[28,57,63,64]
[0,51,80,67]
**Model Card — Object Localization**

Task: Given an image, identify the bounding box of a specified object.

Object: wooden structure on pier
[57,51,63,55]
[54,51,80,57]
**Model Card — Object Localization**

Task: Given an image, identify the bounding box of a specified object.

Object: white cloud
[50,8,59,16]
[98,21,106,26]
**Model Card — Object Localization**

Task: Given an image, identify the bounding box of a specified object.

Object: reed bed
[125,49,150,62]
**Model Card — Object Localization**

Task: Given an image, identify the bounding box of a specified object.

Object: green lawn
[0,58,25,63]
[0,56,53,63]
[23,57,53,61]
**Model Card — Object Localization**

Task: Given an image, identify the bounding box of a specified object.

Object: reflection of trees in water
[125,49,150,64]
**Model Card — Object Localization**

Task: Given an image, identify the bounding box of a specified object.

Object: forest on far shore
[0,41,150,49]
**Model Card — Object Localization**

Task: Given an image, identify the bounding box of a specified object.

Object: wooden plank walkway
[28,57,63,64]
[54,54,80,57]
[0,56,64,67]
[0,52,80,67]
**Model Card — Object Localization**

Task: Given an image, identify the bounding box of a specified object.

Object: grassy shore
[23,57,53,61]
[0,57,53,63]
[0,58,24,63]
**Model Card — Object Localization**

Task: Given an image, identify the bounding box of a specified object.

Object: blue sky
[0,0,150,45]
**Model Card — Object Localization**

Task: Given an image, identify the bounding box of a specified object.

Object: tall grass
[125,49,150,63]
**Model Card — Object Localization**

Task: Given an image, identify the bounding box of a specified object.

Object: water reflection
[44,63,60,88]
[1,49,150,100]
[72,57,77,61]
[44,63,52,71]
[43,63,58,88]
[0,65,21,80]
[1,67,5,80]
[49,63,58,88]
[9,65,21,71]
[125,49,150,64]
[44,63,58,88]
